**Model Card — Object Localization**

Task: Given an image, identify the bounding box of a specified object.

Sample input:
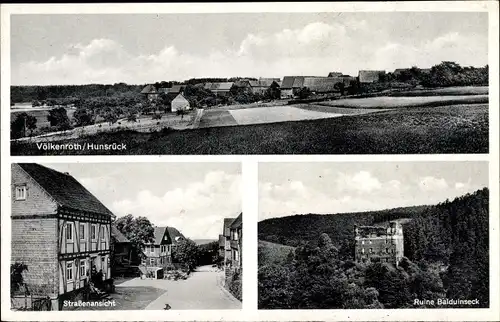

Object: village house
[303,77,341,94]
[249,79,281,95]
[358,70,386,83]
[171,93,191,113]
[280,76,305,99]
[229,213,242,270]
[204,82,235,96]
[327,72,343,77]
[354,221,404,266]
[141,226,185,278]
[140,84,159,101]
[218,234,226,258]
[221,217,235,263]
[110,225,133,277]
[11,163,114,310]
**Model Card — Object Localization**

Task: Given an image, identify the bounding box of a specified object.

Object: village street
[115,265,241,310]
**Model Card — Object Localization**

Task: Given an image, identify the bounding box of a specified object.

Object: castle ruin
[354,221,404,266]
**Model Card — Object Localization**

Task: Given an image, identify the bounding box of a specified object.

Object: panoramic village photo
[10,11,488,155]
[10,162,242,311]
[258,162,489,309]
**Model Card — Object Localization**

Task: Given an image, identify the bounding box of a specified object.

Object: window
[91,224,97,240]
[361,248,365,254]
[15,186,26,200]
[234,231,239,240]
[66,222,74,242]
[100,226,105,239]
[80,260,86,278]
[386,248,389,254]
[369,240,372,244]
[361,240,365,245]
[66,262,73,281]
[149,258,155,266]
[369,248,373,254]
[80,223,85,240]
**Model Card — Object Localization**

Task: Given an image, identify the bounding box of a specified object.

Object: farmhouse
[140,84,159,101]
[229,213,243,270]
[142,226,185,275]
[249,79,281,95]
[303,77,341,94]
[354,221,404,266]
[11,163,114,310]
[204,82,235,96]
[358,70,386,83]
[280,76,305,99]
[171,93,191,113]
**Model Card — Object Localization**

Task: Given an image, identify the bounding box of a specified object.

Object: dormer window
[15,185,26,200]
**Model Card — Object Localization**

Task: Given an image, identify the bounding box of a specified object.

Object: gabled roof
[17,163,114,217]
[172,93,189,103]
[281,76,296,89]
[111,224,130,243]
[358,70,386,82]
[141,84,157,94]
[303,77,341,92]
[167,227,185,244]
[292,76,305,88]
[151,226,185,245]
[230,212,242,229]
[328,72,343,77]
[214,82,234,91]
[170,85,186,93]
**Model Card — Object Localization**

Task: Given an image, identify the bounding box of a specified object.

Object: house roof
[141,84,157,94]
[303,77,341,92]
[291,76,305,88]
[328,72,343,77]
[230,213,242,229]
[152,226,185,245]
[170,85,186,93]
[111,224,130,243]
[281,76,296,89]
[259,77,281,83]
[17,163,114,217]
[223,218,235,237]
[250,80,278,88]
[167,227,185,244]
[358,70,386,82]
[172,93,189,103]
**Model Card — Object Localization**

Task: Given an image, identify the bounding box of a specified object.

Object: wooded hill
[258,188,489,309]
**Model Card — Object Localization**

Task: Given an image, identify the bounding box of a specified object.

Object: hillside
[193,239,217,246]
[258,188,489,309]
[258,205,429,249]
[258,240,295,266]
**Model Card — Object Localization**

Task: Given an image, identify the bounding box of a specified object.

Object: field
[11,103,488,155]
[258,240,295,266]
[319,94,488,109]
[389,85,488,96]
[11,108,76,131]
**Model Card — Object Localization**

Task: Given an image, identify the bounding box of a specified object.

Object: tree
[11,113,37,138]
[47,107,71,130]
[73,108,95,127]
[103,110,119,125]
[172,238,199,271]
[334,82,346,95]
[264,82,281,100]
[114,214,155,263]
[11,263,29,296]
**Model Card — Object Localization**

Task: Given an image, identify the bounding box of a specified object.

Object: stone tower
[354,221,404,266]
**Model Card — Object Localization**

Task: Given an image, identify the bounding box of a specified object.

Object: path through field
[115,265,241,310]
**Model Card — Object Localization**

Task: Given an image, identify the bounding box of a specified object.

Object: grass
[65,286,165,310]
[390,85,488,96]
[199,109,237,128]
[258,240,295,266]
[11,104,488,155]
[320,95,488,109]
[11,108,76,133]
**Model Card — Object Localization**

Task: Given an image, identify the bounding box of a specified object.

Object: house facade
[354,221,404,266]
[11,163,114,310]
[142,226,185,268]
[140,84,159,101]
[229,213,242,270]
[280,76,305,98]
[222,217,235,263]
[171,93,191,113]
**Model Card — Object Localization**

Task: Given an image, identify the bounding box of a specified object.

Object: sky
[258,162,489,220]
[41,163,241,240]
[11,12,488,85]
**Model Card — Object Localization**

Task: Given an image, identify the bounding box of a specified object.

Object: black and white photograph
[10,162,242,311]
[9,11,488,155]
[258,162,489,309]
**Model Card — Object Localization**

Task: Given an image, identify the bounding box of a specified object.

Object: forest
[258,188,489,309]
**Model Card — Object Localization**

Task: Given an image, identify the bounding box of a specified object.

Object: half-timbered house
[11,163,115,310]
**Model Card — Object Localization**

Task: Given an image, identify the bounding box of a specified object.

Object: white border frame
[1,1,499,321]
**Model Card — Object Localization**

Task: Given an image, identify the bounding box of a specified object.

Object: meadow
[258,240,295,266]
[11,103,488,155]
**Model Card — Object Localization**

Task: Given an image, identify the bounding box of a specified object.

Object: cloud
[14,22,488,85]
[336,171,382,193]
[110,171,241,240]
[418,176,449,191]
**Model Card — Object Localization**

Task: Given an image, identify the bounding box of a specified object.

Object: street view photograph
[10,162,242,311]
[258,162,489,309]
[9,11,488,155]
